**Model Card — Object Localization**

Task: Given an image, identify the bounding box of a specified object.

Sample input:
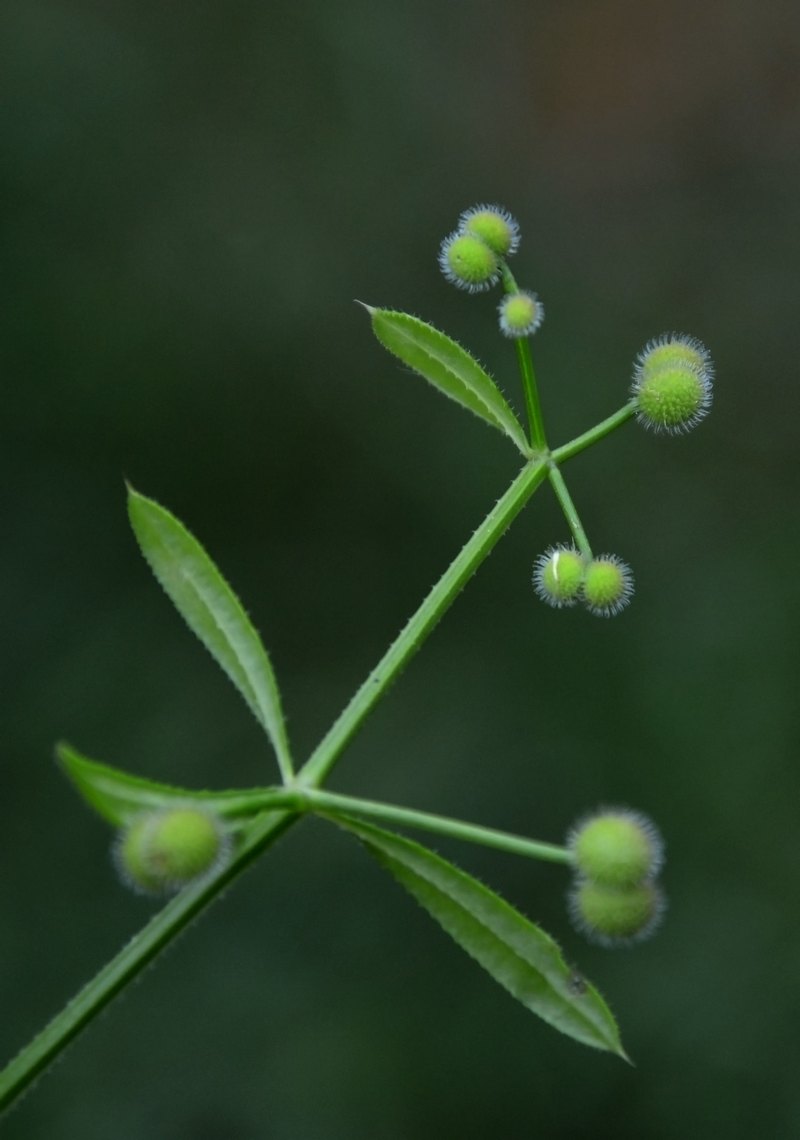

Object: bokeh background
[2,1,800,1136]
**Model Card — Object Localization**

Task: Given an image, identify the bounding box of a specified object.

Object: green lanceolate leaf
[365,307,530,456]
[56,743,275,830]
[127,487,294,781]
[338,816,627,1058]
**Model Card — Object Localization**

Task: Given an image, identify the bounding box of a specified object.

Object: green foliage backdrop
[2,1,799,1136]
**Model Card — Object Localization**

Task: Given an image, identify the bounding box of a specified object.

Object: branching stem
[0,458,549,1111]
[265,786,573,866]
[0,316,638,1111]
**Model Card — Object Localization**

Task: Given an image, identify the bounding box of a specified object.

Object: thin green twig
[552,402,637,465]
[266,786,574,866]
[547,463,593,560]
[501,264,548,452]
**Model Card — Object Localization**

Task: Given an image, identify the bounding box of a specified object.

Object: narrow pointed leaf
[338,816,627,1058]
[127,487,293,779]
[366,307,529,455]
[56,743,276,830]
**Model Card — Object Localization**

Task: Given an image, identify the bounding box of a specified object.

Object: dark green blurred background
[2,1,800,1136]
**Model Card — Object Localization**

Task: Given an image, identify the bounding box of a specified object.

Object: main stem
[0,809,297,1112]
[0,457,547,1113]
[298,458,548,788]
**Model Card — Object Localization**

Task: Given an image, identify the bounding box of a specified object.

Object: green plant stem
[298,457,548,789]
[268,787,573,866]
[516,342,548,453]
[501,264,548,452]
[551,401,637,465]
[547,463,593,561]
[0,457,550,1113]
[0,395,636,1111]
[0,809,297,1112]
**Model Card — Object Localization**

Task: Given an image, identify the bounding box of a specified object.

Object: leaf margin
[56,742,275,830]
[365,306,530,455]
[336,814,628,1059]
[126,485,293,779]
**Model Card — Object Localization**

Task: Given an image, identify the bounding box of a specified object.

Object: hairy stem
[298,458,548,788]
[0,809,297,1112]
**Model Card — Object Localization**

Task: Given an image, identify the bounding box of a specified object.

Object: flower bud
[581,554,634,617]
[458,204,520,257]
[568,880,665,947]
[533,545,585,608]
[567,808,663,888]
[632,333,713,434]
[438,231,501,293]
[114,805,230,896]
[498,291,544,338]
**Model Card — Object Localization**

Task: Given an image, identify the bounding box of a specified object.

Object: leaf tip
[126,482,148,512]
[54,741,84,791]
[354,300,376,316]
[619,1045,635,1066]
[126,484,159,539]
[54,740,72,767]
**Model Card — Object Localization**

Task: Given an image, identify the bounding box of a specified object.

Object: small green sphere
[569,810,663,887]
[438,232,500,293]
[116,806,228,895]
[533,546,585,608]
[498,291,544,338]
[582,555,634,617]
[569,880,664,946]
[636,366,707,433]
[636,333,712,382]
[632,333,713,434]
[459,204,520,257]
